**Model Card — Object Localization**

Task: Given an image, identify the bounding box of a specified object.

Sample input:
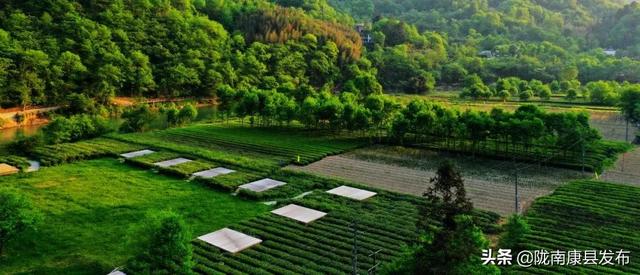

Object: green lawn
[0,158,268,275]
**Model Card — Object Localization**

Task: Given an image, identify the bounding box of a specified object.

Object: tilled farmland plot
[589,112,635,142]
[287,147,589,216]
[601,147,640,186]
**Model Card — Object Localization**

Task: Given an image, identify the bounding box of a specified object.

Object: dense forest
[0,0,638,109]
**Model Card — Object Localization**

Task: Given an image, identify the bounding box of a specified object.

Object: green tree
[499,214,530,251]
[519,90,533,101]
[566,88,578,101]
[65,93,96,115]
[420,161,472,229]
[411,162,496,274]
[120,104,157,132]
[177,104,198,125]
[414,215,499,274]
[128,51,156,97]
[620,86,640,125]
[0,191,41,255]
[538,88,552,101]
[126,211,193,274]
[498,90,511,102]
[586,81,619,105]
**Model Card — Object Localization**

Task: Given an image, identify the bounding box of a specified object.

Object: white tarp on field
[120,149,155,159]
[193,167,235,179]
[271,204,327,224]
[327,185,377,201]
[239,178,287,193]
[198,228,262,253]
[153,158,192,168]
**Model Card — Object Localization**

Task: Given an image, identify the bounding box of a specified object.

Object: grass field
[508,181,640,274]
[0,159,268,275]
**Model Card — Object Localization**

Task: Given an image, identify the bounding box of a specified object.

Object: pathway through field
[287,155,553,216]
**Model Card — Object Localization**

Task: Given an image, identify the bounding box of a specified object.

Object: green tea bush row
[34,138,142,166]
[106,134,280,172]
[507,181,640,274]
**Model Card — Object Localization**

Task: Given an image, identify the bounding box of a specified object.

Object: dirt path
[287,155,554,216]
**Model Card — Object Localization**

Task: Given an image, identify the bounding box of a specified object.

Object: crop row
[33,138,143,166]
[146,124,366,164]
[193,190,424,274]
[153,129,357,164]
[105,134,281,172]
[507,181,640,274]
[122,150,264,190]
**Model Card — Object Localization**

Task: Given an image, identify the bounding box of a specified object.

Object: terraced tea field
[192,191,499,274]
[110,124,366,166]
[509,181,640,274]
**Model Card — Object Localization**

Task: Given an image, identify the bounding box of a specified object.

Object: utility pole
[514,171,519,214]
[351,221,359,275]
[626,119,630,143]
[624,119,629,172]
[581,136,586,174]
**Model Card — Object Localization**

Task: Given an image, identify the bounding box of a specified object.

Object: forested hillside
[0,0,638,109]
[0,0,372,108]
[327,0,640,90]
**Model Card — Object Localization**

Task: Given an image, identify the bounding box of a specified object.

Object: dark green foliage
[414,215,499,275]
[7,132,43,156]
[506,181,640,274]
[42,114,115,144]
[120,105,157,133]
[0,0,371,109]
[178,104,198,125]
[499,215,530,251]
[421,162,472,229]
[388,101,628,172]
[126,211,193,275]
[0,191,41,255]
[620,86,640,124]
